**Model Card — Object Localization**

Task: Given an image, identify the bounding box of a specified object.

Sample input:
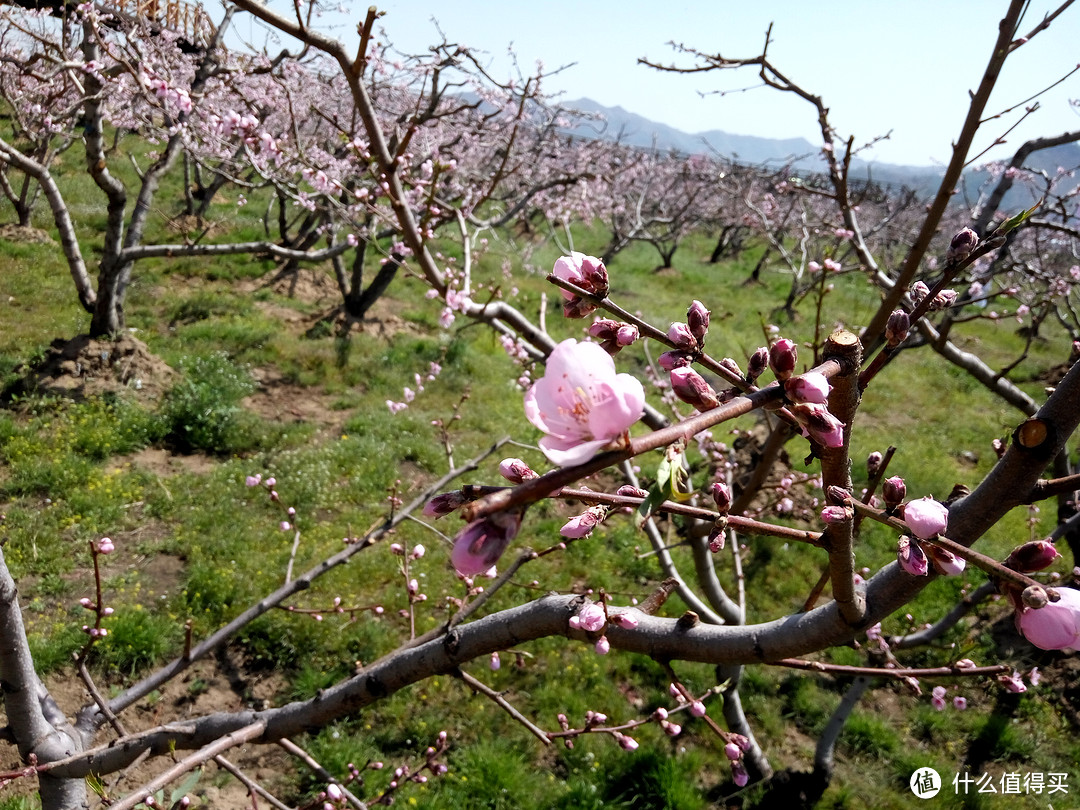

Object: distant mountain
[561,97,947,196]
[562,97,820,167]
[561,98,1080,210]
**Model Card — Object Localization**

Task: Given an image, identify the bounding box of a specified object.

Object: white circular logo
[910,767,941,798]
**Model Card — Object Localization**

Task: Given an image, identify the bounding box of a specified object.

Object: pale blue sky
[246,1,1080,167]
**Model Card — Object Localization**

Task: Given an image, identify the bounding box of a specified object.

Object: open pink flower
[1016,587,1080,650]
[450,511,522,577]
[524,339,645,466]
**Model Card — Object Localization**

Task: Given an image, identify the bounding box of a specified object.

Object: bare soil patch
[11,334,176,403]
[0,223,55,245]
[244,366,349,438]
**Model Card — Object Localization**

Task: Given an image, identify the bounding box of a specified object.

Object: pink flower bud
[902,497,948,539]
[245,474,261,487]
[96,537,115,555]
[909,281,930,307]
[768,338,797,381]
[820,505,852,524]
[947,227,979,265]
[925,544,966,576]
[690,701,706,718]
[615,324,639,346]
[746,347,769,382]
[658,350,693,371]
[885,310,910,347]
[711,481,731,513]
[498,458,539,484]
[953,696,967,710]
[661,720,682,736]
[423,491,469,518]
[553,252,607,317]
[929,289,958,311]
[411,544,426,559]
[791,403,845,448]
[708,524,725,552]
[616,733,639,751]
[490,652,500,671]
[719,357,742,378]
[724,742,741,761]
[670,367,719,412]
[866,451,883,475]
[594,635,610,655]
[616,485,649,498]
[667,322,698,352]
[560,505,607,539]
[390,543,404,555]
[784,372,831,405]
[609,611,639,629]
[569,603,606,633]
[882,476,906,508]
[732,760,749,787]
[588,318,621,341]
[687,300,710,343]
[1004,539,1061,573]
[897,536,928,576]
[1015,587,1080,650]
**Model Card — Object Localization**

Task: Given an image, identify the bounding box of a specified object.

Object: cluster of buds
[931,685,967,712]
[909,281,958,312]
[365,732,450,805]
[81,537,117,641]
[708,481,731,552]
[245,474,298,532]
[588,318,639,354]
[1002,539,1079,650]
[552,252,609,318]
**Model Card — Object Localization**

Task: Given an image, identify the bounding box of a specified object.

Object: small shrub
[158,352,260,454]
[99,607,180,675]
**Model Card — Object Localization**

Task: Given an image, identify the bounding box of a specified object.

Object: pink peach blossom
[524,339,645,466]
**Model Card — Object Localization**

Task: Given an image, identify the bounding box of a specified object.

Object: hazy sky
[248,1,1080,167]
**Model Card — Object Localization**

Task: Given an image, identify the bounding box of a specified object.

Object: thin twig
[108,721,266,810]
[454,668,551,745]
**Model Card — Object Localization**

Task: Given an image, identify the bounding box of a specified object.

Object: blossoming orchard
[0,0,1079,807]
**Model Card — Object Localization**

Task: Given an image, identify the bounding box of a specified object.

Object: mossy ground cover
[0,161,1076,808]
